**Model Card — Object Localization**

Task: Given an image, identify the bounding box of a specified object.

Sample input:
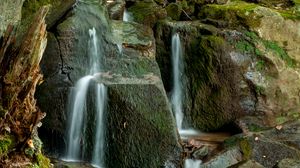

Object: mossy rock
[244,0,295,8]
[127,1,167,27]
[102,78,180,168]
[155,20,241,131]
[198,1,261,29]
[166,3,182,20]
[22,0,76,28]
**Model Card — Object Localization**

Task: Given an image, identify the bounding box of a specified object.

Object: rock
[155,20,242,131]
[200,147,243,168]
[275,158,300,168]
[36,0,114,155]
[127,1,167,27]
[231,160,265,168]
[94,74,180,168]
[107,0,125,20]
[22,0,76,29]
[111,20,156,59]
[193,146,209,159]
[0,0,24,36]
[250,137,300,167]
[225,132,300,168]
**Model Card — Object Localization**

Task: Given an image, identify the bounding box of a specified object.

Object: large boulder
[155,20,242,131]
[93,74,180,168]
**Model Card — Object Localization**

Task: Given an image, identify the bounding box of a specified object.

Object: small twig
[182,9,192,21]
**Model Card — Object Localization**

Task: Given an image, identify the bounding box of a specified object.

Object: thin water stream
[64,27,107,168]
[171,33,202,168]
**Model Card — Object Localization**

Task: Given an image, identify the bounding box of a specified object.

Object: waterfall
[123,9,131,22]
[171,33,184,131]
[91,84,107,167]
[184,159,201,168]
[64,27,107,167]
[65,75,94,161]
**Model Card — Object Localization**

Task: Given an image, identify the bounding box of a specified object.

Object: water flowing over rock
[36,1,180,167]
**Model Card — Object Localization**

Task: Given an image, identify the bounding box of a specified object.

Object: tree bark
[0,5,48,157]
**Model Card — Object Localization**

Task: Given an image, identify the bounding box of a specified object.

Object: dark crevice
[52,31,74,84]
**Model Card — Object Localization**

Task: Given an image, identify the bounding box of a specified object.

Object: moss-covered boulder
[93,74,180,168]
[22,0,76,29]
[155,20,242,131]
[127,1,167,27]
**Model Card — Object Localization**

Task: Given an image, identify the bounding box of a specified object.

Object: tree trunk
[0,6,49,166]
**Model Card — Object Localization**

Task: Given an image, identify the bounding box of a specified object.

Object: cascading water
[91,84,107,167]
[171,33,201,168]
[65,75,94,160]
[64,27,107,168]
[123,9,131,22]
[171,33,184,131]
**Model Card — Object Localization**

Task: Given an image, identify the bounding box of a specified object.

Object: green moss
[235,41,254,54]
[255,85,265,95]
[239,139,252,159]
[198,1,260,28]
[127,1,166,27]
[186,35,240,131]
[248,123,266,132]
[276,116,288,124]
[224,136,243,148]
[36,153,51,168]
[22,0,53,18]
[0,135,13,157]
[263,40,296,67]
[256,60,265,71]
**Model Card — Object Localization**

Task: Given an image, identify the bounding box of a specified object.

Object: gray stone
[0,0,24,36]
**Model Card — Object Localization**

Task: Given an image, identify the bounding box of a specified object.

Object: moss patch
[263,40,296,67]
[198,1,260,28]
[239,138,252,159]
[0,135,13,158]
[35,153,51,168]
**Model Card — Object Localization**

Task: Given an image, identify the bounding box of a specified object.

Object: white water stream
[64,27,106,168]
[171,33,202,168]
[171,33,184,131]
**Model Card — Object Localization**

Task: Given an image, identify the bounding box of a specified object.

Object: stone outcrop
[0,0,24,36]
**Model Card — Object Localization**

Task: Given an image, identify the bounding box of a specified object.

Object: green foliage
[0,135,12,157]
[263,40,296,67]
[235,41,254,54]
[256,60,265,71]
[36,153,51,168]
[276,116,288,124]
